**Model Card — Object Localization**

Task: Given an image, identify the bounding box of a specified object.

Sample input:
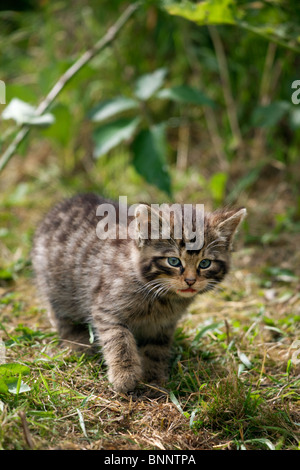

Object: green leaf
[27,410,55,418]
[251,101,290,129]
[0,268,14,280]
[289,108,300,129]
[0,380,9,394]
[93,117,141,157]
[5,84,38,105]
[209,172,228,204]
[7,379,31,395]
[192,321,223,346]
[238,364,245,377]
[89,96,139,122]
[264,326,286,337]
[41,103,72,145]
[0,363,30,377]
[131,123,171,195]
[227,163,264,202]
[88,324,94,345]
[2,98,55,126]
[189,409,198,428]
[244,438,275,450]
[166,0,238,26]
[157,85,215,107]
[263,267,298,282]
[165,0,300,53]
[134,68,167,101]
[77,408,88,438]
[238,352,252,369]
[0,363,30,396]
[169,391,186,416]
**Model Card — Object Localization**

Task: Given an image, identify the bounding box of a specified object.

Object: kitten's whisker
[152,284,173,300]
[147,280,175,300]
[208,244,227,248]
[205,280,225,293]
[135,278,174,301]
[134,279,164,294]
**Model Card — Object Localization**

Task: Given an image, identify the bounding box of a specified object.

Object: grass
[0,154,300,451]
[0,259,299,450]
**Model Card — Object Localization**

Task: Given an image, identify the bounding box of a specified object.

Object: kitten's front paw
[108,366,143,393]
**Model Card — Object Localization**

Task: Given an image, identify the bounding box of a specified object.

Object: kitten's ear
[134,204,152,247]
[215,208,247,247]
[134,204,165,247]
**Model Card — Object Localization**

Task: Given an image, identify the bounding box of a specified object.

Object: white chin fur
[176,290,198,298]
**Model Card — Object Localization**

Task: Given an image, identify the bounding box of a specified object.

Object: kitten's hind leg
[57,319,94,352]
[48,307,94,353]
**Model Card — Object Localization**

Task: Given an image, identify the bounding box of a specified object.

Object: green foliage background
[1,0,300,206]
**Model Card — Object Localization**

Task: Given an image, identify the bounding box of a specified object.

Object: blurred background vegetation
[0,0,300,266]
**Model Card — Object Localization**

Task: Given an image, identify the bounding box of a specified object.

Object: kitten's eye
[199,259,211,269]
[167,257,181,267]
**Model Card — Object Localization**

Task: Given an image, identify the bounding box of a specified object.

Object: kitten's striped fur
[32,194,246,393]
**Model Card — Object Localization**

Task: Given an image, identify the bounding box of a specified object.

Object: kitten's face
[148,245,228,298]
[135,205,246,299]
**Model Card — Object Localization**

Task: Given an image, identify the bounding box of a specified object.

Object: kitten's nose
[185,278,196,286]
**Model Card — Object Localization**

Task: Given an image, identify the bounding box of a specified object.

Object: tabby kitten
[32,194,246,393]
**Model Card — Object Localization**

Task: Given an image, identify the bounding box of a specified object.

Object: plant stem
[208,25,244,156]
[0,2,140,173]
[251,42,277,159]
[19,411,34,449]
[182,27,228,171]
